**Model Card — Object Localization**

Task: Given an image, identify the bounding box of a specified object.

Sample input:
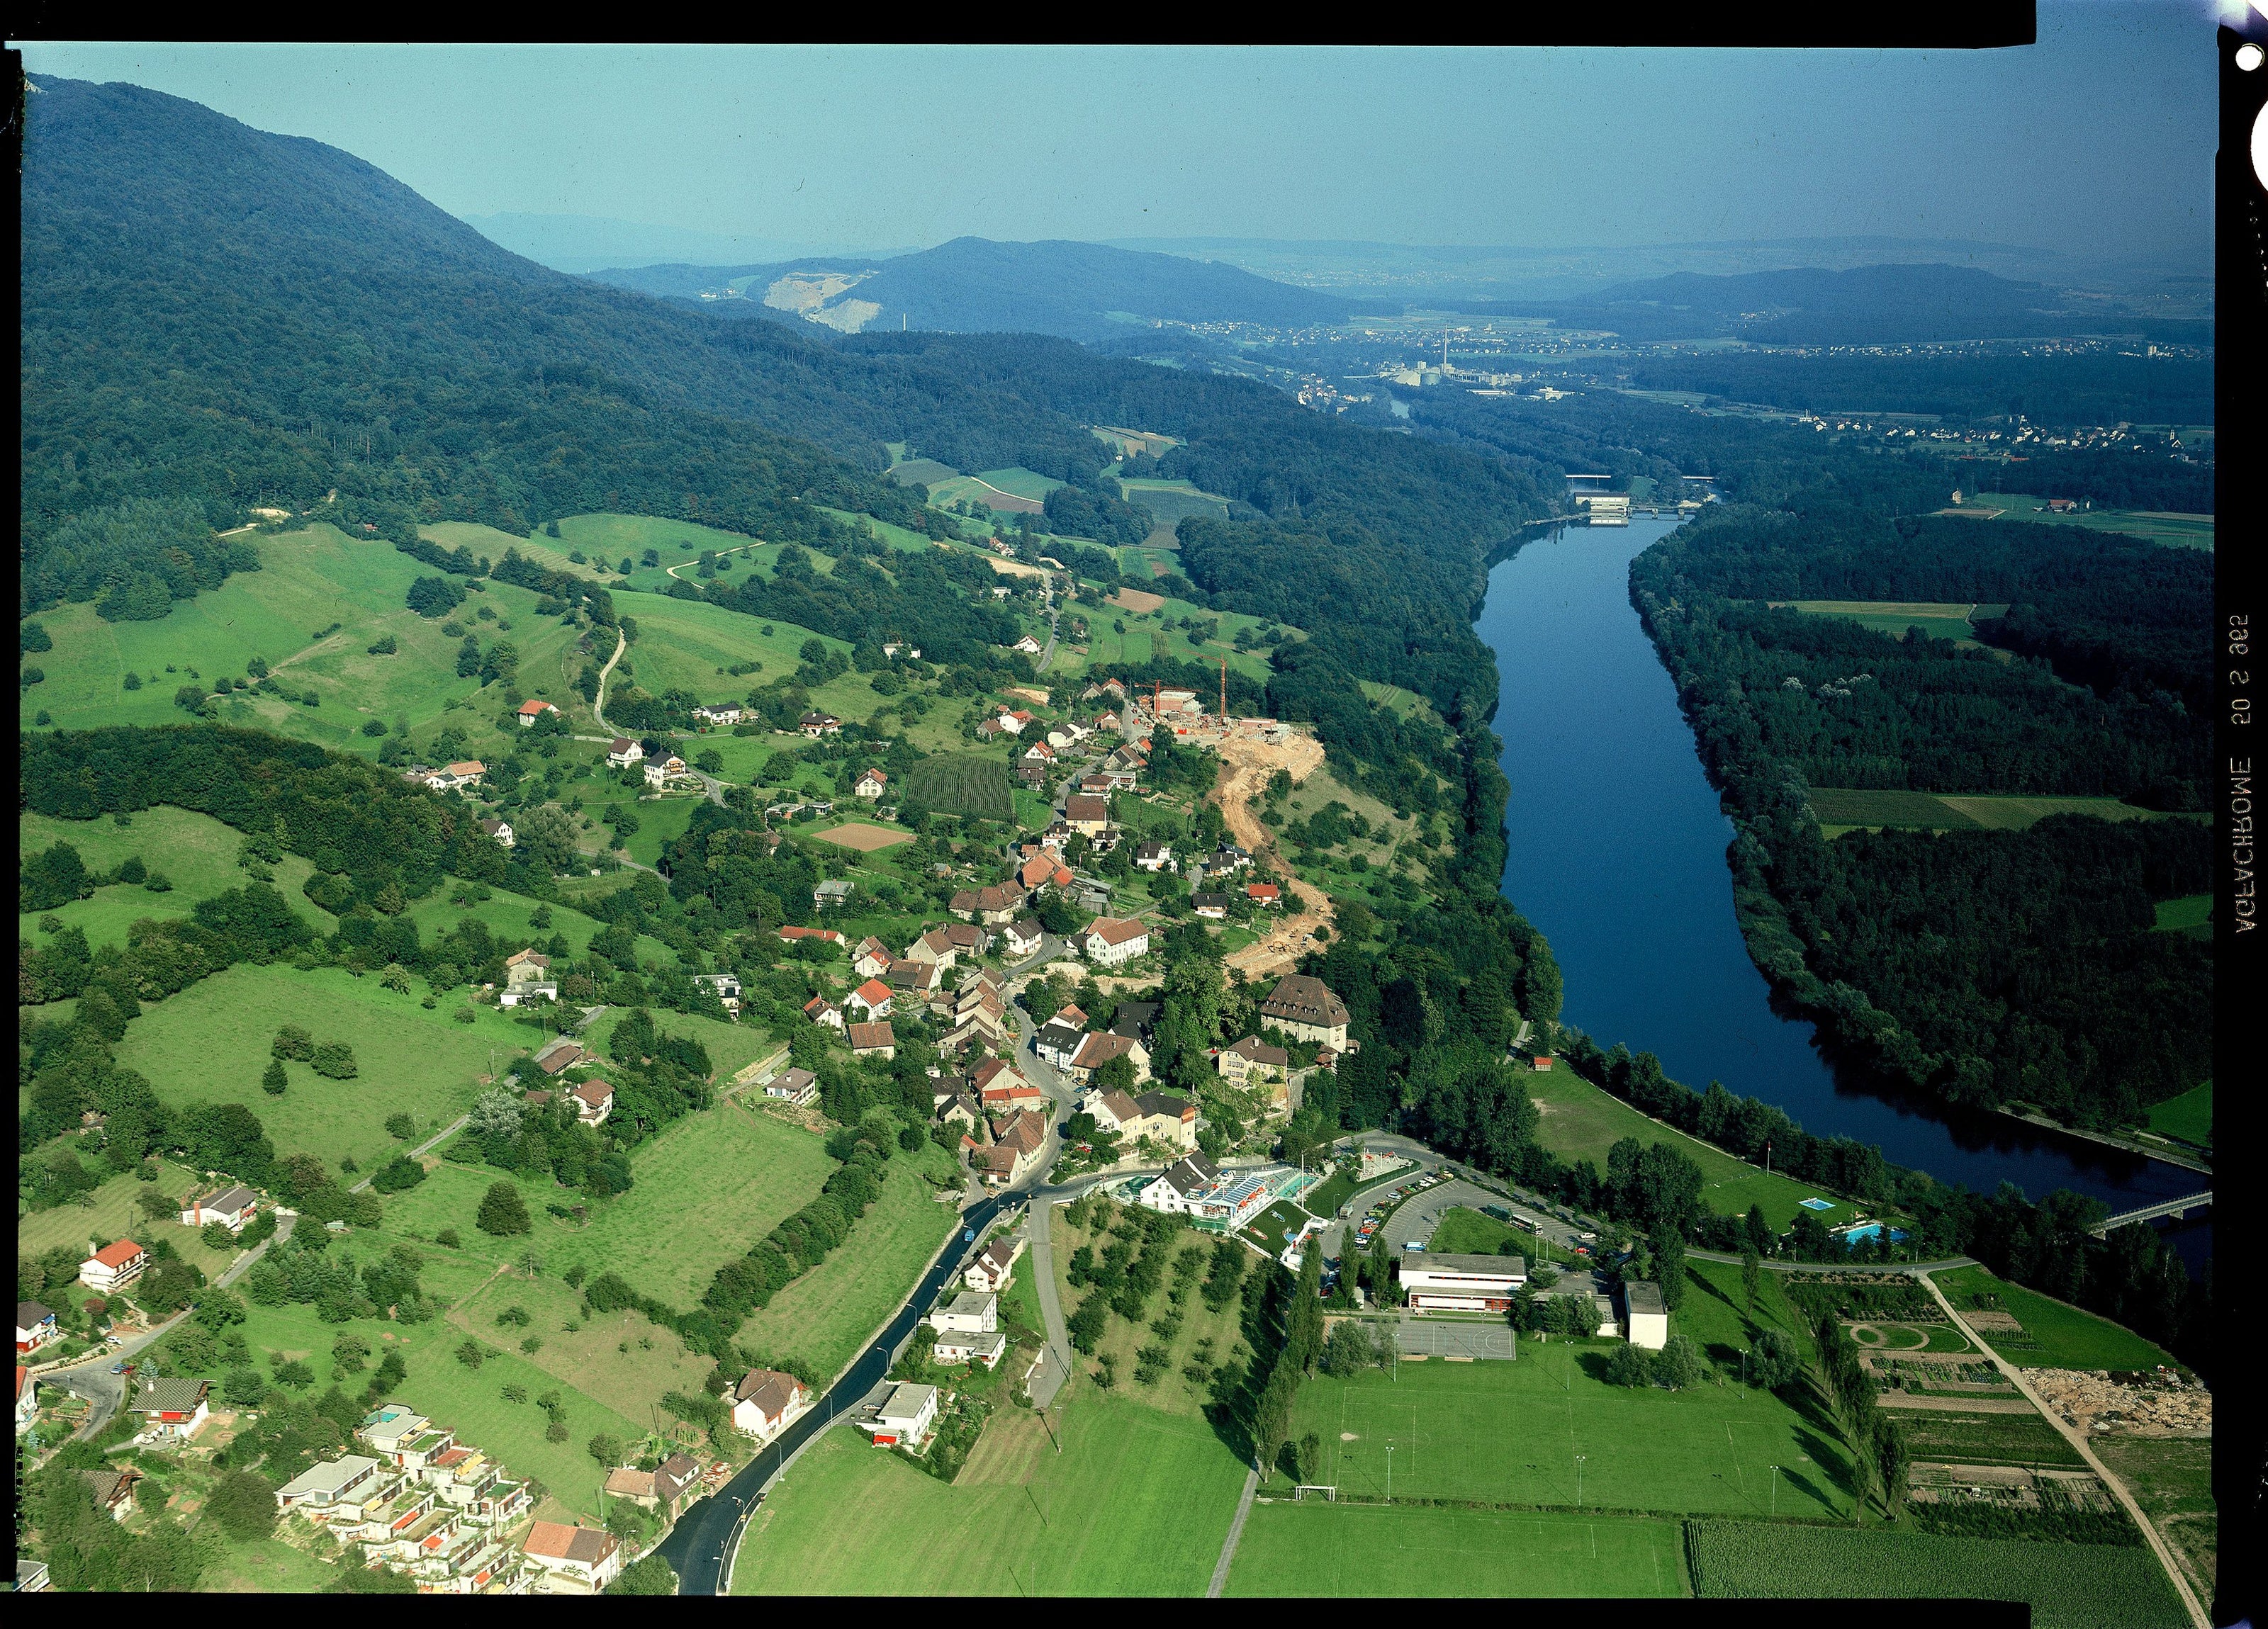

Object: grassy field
[904,754,1015,820]
[388,1100,833,1300]
[1289,1332,1853,1521]
[1948,491,2213,551]
[206,1245,641,1523]
[2142,1081,2211,1148]
[1046,1203,1260,1421]
[1884,1409,2087,1469]
[449,1253,714,1428]
[731,1137,960,1380]
[1065,590,1291,684]
[1685,1521,2188,1625]
[618,794,704,868]
[20,806,332,949]
[401,872,673,968]
[1931,1266,2179,1371]
[1225,1503,1688,1597]
[2092,1435,2216,1596]
[580,1005,781,1084]
[1772,599,2006,646]
[731,1389,1249,1594]
[1119,479,1230,533]
[1812,787,2199,838]
[2152,894,2212,937]
[17,1156,245,1282]
[20,524,584,751]
[886,456,960,489]
[111,962,548,1171]
[198,1533,345,1594]
[1524,1070,1860,1232]
[926,468,1057,514]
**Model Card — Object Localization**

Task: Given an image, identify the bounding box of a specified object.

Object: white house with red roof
[1082,918,1151,966]
[515,699,558,727]
[846,979,894,1020]
[79,1239,147,1294]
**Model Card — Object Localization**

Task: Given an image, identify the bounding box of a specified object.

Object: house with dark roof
[1066,1030,1150,1086]
[1260,974,1352,1049]
[16,1302,60,1355]
[179,1185,260,1233]
[731,1368,808,1440]
[848,1021,897,1060]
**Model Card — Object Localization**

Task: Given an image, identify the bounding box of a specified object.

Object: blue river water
[1475,515,2208,1264]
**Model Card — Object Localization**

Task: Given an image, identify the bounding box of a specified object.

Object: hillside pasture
[398,1100,834,1302]
[2142,1081,2211,1147]
[1949,491,2213,550]
[1810,787,2196,837]
[20,805,332,949]
[111,963,545,1171]
[1931,1265,2179,1372]
[18,522,588,751]
[18,1156,246,1282]
[1771,599,2003,646]
[885,457,960,489]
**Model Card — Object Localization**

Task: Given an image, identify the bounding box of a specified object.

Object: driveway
[351,1119,468,1194]
[47,1310,196,1441]
[215,1207,298,1287]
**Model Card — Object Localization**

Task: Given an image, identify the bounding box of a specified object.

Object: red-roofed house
[855,768,888,799]
[804,995,844,1030]
[779,925,846,945]
[848,1021,897,1060]
[568,1078,614,1126]
[520,1520,623,1591]
[516,699,559,726]
[79,1240,147,1294]
[847,979,894,1020]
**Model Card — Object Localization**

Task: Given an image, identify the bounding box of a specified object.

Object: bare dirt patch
[814,823,914,852]
[1211,728,1335,979]
[1110,586,1166,614]
[2027,1368,2213,1438]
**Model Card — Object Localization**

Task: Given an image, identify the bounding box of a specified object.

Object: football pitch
[1293,1351,1853,1521]
[1225,1502,1689,1597]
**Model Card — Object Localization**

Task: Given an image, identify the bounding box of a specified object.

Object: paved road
[46,1310,195,1441]
[215,1207,298,1287]
[1916,1270,2209,1629]
[351,1117,468,1194]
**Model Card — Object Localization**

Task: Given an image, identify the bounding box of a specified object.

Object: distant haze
[18,17,2213,275]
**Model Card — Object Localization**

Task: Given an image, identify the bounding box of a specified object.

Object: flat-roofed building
[1398,1252,1528,1312]
[1622,1279,1668,1350]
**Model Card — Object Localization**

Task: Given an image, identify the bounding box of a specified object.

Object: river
[1475,514,2209,1265]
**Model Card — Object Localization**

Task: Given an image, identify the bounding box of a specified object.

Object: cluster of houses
[273,1402,551,1592]
[853,1232,1031,1453]
[799,927,1020,1062]
[404,761,486,793]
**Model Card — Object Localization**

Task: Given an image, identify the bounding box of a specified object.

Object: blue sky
[16,11,2218,264]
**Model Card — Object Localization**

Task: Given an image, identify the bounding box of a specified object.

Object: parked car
[108,1360,133,1375]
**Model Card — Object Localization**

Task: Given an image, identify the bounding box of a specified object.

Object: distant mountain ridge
[586,236,1398,339]
[1444,263,2208,345]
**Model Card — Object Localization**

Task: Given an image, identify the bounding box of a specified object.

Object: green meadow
[111,962,546,1171]
[400,874,676,969]
[20,523,584,749]
[393,1098,836,1302]
[1225,1504,1690,1597]
[1950,491,2213,551]
[20,805,332,949]
[1771,599,2004,646]
[2142,1081,2211,1148]
[731,1390,1248,1596]
[1812,787,2201,838]
[1523,1069,1860,1232]
[1931,1265,2179,1372]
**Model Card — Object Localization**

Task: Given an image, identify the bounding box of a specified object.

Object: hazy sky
[16,9,2218,264]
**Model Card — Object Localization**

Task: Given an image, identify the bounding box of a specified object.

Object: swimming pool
[1842,1224,1909,1248]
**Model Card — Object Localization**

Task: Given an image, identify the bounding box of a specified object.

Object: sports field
[20,805,331,949]
[1224,1503,1688,1596]
[1931,1266,2179,1372]
[2142,1081,2211,1147]
[1685,1521,2188,1625]
[1523,1069,1859,1232]
[111,962,546,1173]
[815,821,914,852]
[731,1390,1248,1594]
[1290,1343,1853,1521]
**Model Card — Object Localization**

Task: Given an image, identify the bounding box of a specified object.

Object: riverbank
[1996,1110,2211,1178]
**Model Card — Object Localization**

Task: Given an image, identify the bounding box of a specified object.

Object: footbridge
[2091,1191,2211,1236]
